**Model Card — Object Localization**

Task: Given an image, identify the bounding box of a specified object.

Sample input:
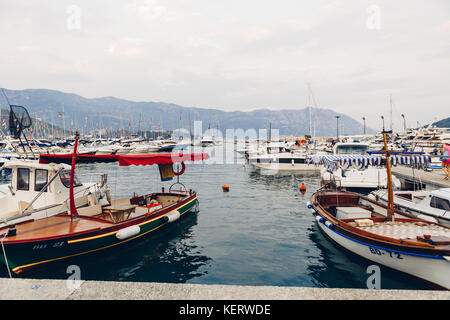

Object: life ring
[173,162,186,176]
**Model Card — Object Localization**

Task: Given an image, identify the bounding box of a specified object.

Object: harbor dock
[392,166,450,190]
[0,278,449,300]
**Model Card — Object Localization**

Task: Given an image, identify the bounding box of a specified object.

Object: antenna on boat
[2,90,36,159]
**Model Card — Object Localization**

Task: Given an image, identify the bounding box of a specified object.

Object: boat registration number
[369,247,403,259]
[32,241,65,250]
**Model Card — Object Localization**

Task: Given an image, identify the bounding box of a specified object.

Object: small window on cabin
[35,169,48,192]
[17,168,30,191]
[430,196,450,211]
[59,170,83,188]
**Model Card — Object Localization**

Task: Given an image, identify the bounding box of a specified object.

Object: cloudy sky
[0,0,449,131]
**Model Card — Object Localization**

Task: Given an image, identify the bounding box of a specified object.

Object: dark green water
[0,145,437,290]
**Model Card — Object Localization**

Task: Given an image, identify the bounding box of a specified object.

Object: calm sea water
[0,144,436,290]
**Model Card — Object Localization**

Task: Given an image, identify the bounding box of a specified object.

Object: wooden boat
[309,130,450,289]
[0,131,209,275]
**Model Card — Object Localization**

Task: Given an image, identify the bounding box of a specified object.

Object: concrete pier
[392,166,450,190]
[0,278,448,300]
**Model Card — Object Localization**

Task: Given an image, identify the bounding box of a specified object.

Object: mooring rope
[1,232,12,278]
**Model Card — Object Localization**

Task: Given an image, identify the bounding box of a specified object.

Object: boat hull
[252,162,321,172]
[313,211,450,289]
[0,194,198,274]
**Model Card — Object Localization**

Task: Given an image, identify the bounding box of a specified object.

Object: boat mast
[69,130,80,220]
[382,130,395,221]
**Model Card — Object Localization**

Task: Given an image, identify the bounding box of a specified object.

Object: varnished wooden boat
[309,131,450,289]
[0,132,208,275]
[0,189,198,274]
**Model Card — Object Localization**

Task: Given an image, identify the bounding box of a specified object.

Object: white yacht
[249,150,321,172]
[156,139,177,152]
[369,188,450,227]
[321,142,400,191]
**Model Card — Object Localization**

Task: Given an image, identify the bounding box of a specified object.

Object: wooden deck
[392,166,450,190]
[1,215,113,242]
[357,220,450,241]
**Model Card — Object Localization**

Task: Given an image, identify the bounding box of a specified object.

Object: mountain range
[430,117,450,128]
[0,88,373,137]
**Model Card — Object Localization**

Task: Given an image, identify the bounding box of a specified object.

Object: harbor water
[0,144,437,290]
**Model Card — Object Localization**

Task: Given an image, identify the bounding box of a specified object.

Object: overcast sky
[0,0,449,132]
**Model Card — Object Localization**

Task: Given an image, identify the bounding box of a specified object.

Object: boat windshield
[335,145,368,155]
[59,170,83,188]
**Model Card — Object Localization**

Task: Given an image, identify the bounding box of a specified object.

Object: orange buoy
[299,183,306,192]
[222,184,230,192]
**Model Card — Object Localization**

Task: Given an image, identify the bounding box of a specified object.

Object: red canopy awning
[117,153,209,166]
[39,154,119,165]
[39,153,209,166]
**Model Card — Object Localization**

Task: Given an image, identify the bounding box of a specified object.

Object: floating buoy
[222,184,230,192]
[299,183,306,192]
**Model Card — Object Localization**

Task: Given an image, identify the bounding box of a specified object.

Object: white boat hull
[252,162,321,172]
[315,217,450,289]
[321,168,401,190]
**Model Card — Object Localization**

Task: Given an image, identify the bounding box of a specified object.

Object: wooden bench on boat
[77,198,138,223]
[102,204,138,223]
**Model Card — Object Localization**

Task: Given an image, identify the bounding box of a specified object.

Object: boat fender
[315,215,324,223]
[165,210,181,223]
[116,225,140,240]
[306,202,312,209]
[325,221,334,229]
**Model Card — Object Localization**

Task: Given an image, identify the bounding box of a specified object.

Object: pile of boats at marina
[240,125,449,191]
[0,136,193,159]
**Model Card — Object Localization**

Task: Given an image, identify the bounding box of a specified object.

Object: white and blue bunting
[307,154,431,172]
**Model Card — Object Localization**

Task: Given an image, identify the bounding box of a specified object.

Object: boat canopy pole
[69,130,80,220]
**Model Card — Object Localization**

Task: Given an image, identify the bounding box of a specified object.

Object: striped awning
[307,154,431,172]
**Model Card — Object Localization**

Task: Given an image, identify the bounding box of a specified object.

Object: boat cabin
[0,160,98,220]
[333,142,369,155]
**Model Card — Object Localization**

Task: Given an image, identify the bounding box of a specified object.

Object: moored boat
[0,131,209,275]
[308,130,450,289]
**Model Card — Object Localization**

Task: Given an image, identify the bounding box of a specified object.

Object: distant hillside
[0,88,374,137]
[431,117,450,128]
